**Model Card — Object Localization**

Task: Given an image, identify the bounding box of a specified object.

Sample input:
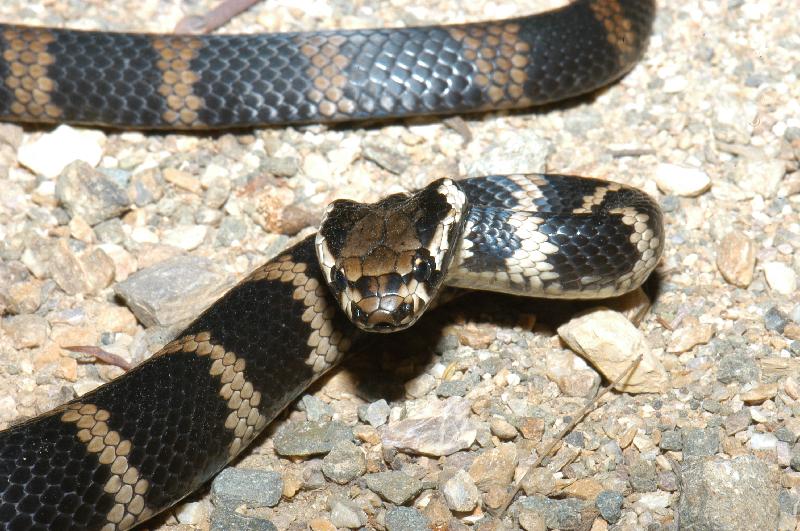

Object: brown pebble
[716,231,756,288]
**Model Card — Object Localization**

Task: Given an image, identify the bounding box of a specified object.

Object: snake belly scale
[0,0,659,529]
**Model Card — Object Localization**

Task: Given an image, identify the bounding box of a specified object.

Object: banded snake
[0,0,660,529]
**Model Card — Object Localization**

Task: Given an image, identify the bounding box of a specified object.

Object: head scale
[315,178,467,332]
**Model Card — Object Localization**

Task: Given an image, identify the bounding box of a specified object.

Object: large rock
[677,455,779,531]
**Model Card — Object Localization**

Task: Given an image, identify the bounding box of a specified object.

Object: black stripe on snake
[0,1,660,530]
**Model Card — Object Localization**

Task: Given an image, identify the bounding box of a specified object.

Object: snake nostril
[350,302,366,322]
[397,302,413,320]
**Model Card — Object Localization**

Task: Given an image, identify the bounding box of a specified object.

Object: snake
[0,0,659,529]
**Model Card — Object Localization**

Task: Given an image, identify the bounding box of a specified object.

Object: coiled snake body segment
[0,1,660,529]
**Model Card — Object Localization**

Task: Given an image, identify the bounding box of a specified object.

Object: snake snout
[350,293,415,333]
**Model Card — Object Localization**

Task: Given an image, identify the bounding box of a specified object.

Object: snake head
[315,178,467,333]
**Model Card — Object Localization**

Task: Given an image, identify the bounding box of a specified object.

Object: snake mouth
[350,297,416,333]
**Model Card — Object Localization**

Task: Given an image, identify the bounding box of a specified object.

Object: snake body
[0,1,659,529]
[0,0,654,128]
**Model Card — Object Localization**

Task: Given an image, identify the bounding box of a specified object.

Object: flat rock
[557,308,669,393]
[364,471,423,505]
[517,495,586,530]
[209,507,277,531]
[328,496,367,529]
[210,468,283,508]
[321,440,366,484]
[273,421,353,457]
[113,255,232,327]
[379,397,477,456]
[18,125,105,179]
[677,455,779,531]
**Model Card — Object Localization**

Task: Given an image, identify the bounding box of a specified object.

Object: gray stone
[273,421,353,457]
[128,168,163,207]
[114,256,232,327]
[658,471,679,492]
[385,507,430,531]
[210,468,283,508]
[329,496,367,529]
[717,352,760,384]
[659,430,683,451]
[517,495,585,530]
[435,380,468,398]
[365,471,423,505]
[779,490,800,516]
[362,140,409,175]
[301,395,333,422]
[93,218,126,244]
[725,408,752,435]
[596,490,624,524]
[628,460,657,493]
[55,161,130,225]
[359,399,390,427]
[262,156,299,177]
[677,455,779,531]
[683,428,720,457]
[790,445,800,471]
[210,508,277,531]
[775,426,797,444]
[764,306,788,333]
[322,440,366,484]
[216,216,248,246]
[465,130,552,177]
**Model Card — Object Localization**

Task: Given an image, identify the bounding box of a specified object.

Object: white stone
[162,225,208,251]
[654,163,711,197]
[763,262,797,295]
[18,125,105,178]
[749,432,778,451]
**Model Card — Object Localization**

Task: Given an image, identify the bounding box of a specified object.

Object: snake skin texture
[0,237,362,530]
[0,0,654,128]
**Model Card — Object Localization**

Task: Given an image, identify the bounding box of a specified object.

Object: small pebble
[763,262,797,295]
[364,471,423,505]
[321,440,366,484]
[441,469,479,512]
[654,163,711,197]
[210,468,283,509]
[385,507,430,531]
[596,490,624,524]
[328,496,367,529]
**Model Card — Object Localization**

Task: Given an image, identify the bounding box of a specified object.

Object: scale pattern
[0,0,654,128]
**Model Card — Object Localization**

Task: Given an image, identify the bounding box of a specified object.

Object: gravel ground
[1,1,799,530]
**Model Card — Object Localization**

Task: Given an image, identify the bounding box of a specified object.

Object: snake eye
[412,253,435,282]
[331,268,348,292]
